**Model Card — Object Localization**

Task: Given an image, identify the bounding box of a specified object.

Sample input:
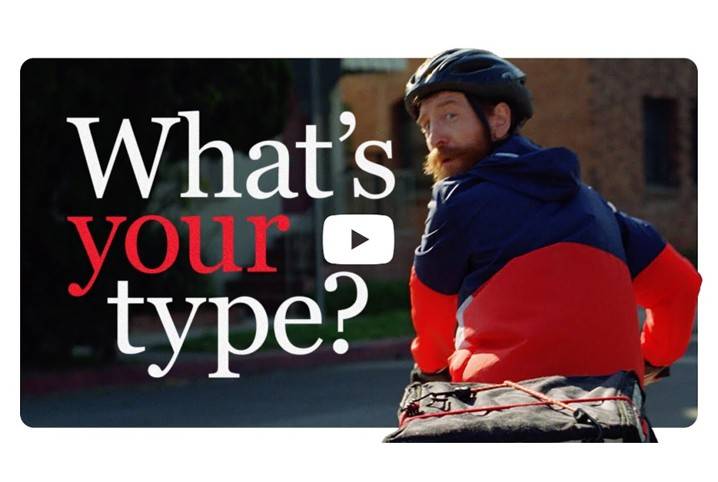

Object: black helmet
[404,49,533,130]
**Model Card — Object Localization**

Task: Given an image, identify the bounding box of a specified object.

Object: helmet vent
[453,59,493,74]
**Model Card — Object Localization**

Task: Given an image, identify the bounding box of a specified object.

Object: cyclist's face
[417,91,490,181]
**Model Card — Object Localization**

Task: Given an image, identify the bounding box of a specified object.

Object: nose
[427,124,449,151]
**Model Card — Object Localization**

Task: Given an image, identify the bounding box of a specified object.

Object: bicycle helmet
[405,49,533,133]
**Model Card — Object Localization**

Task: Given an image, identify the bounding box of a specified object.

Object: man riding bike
[404,49,701,392]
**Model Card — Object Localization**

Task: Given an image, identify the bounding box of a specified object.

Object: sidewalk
[21,337,412,397]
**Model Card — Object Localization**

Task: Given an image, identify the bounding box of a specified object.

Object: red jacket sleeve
[409,266,458,373]
[634,244,701,366]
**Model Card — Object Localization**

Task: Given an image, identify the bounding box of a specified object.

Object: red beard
[423,144,485,182]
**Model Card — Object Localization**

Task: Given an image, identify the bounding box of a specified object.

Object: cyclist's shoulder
[432,175,501,209]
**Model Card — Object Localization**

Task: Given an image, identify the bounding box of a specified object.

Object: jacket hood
[460,135,581,202]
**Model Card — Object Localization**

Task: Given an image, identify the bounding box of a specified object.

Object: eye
[445,112,458,121]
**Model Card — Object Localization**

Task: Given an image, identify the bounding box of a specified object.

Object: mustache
[423,146,466,181]
[427,146,464,164]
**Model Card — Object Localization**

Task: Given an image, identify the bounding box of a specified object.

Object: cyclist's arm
[410,185,471,373]
[409,266,458,373]
[614,208,701,368]
[634,243,701,366]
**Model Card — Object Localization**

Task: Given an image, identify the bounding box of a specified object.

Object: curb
[21,337,413,397]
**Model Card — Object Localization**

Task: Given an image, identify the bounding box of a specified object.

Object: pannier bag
[383,371,651,442]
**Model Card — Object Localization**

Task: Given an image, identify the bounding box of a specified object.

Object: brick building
[338,58,698,279]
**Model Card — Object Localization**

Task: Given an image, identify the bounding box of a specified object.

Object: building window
[643,97,679,188]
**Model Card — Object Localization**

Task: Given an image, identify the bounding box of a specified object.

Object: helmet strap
[466,95,497,152]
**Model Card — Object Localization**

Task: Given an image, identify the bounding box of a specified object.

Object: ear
[489,102,512,141]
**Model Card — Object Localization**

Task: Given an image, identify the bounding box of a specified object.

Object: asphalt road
[22,333,697,428]
[21,358,410,427]
[643,330,698,427]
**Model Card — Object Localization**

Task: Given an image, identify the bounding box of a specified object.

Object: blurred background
[20,58,697,428]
